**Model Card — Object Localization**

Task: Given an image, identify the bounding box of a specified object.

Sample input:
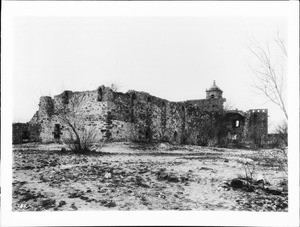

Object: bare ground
[12,142,288,211]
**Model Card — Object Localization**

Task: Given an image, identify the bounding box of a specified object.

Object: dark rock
[157,172,168,181]
[265,187,282,195]
[40,198,56,209]
[80,195,90,201]
[68,190,84,198]
[23,165,35,170]
[58,201,66,207]
[61,148,67,152]
[18,191,38,202]
[102,200,116,208]
[180,176,189,182]
[71,203,78,210]
[231,178,248,189]
[199,167,213,171]
[168,174,179,183]
[280,202,288,209]
[104,201,116,207]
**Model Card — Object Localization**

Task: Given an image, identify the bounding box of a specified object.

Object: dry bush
[273,121,288,148]
[238,159,256,182]
[62,127,98,153]
[55,93,99,153]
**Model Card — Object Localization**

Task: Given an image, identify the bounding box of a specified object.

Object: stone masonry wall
[25,85,267,146]
[245,109,268,145]
[30,89,111,142]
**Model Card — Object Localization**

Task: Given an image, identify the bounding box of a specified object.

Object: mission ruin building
[13,81,268,147]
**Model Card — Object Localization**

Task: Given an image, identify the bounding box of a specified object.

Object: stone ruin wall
[15,85,268,146]
[27,85,227,145]
[109,88,226,145]
[12,123,41,144]
[29,89,113,143]
[245,109,268,142]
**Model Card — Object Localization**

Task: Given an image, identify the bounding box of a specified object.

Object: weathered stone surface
[17,82,267,146]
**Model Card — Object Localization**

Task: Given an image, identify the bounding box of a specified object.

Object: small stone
[168,174,180,183]
[58,200,66,207]
[71,203,78,210]
[61,148,67,152]
[157,172,168,181]
[40,198,56,209]
[104,200,116,208]
[265,187,282,195]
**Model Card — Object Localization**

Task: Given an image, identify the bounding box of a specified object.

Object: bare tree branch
[248,34,288,120]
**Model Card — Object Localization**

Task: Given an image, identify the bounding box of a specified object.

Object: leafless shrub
[55,93,99,153]
[274,121,288,147]
[110,83,120,92]
[62,127,98,152]
[240,159,256,182]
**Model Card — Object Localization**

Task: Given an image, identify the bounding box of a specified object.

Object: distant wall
[12,123,41,144]
[12,123,25,144]
[245,109,268,145]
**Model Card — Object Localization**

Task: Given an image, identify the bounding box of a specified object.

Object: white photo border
[1,1,299,226]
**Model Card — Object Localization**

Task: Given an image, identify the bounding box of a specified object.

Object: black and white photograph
[1,1,299,226]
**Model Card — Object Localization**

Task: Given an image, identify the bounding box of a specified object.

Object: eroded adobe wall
[150,97,168,142]
[164,102,185,144]
[30,87,116,143]
[109,91,135,141]
[110,90,189,143]
[28,85,228,145]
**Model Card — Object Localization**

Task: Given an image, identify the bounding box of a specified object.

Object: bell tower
[206,80,223,99]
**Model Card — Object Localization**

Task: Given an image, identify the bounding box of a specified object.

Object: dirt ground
[12,142,288,211]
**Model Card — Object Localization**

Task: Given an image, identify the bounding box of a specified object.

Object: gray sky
[12,16,286,132]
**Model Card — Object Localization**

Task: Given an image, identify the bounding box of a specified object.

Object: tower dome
[206,80,223,99]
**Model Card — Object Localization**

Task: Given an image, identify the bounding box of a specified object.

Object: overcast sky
[12,16,286,132]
